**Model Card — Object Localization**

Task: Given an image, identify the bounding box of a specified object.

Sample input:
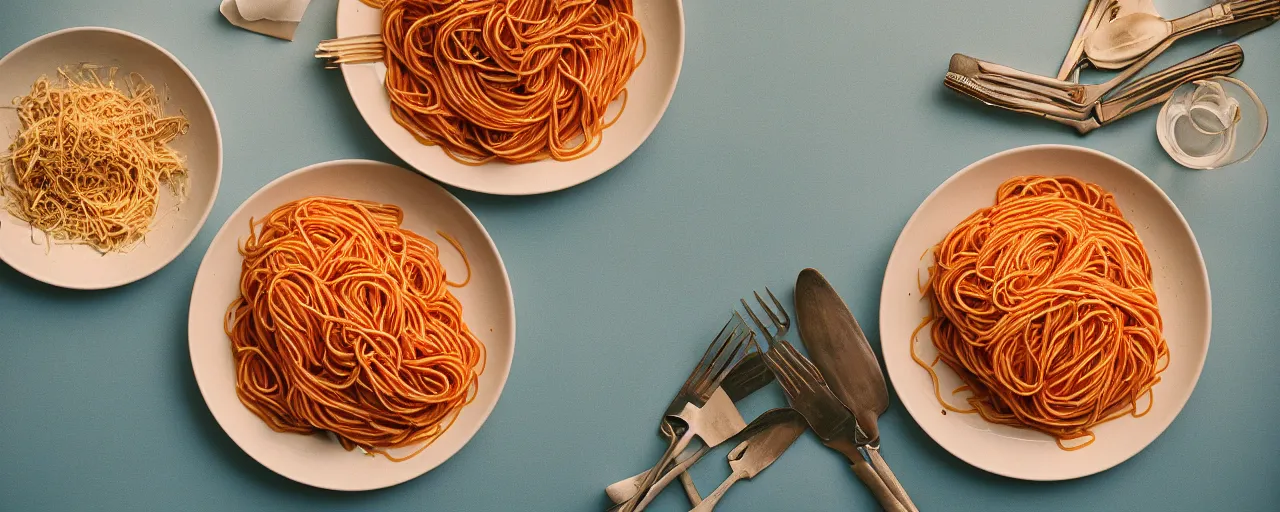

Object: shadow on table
[0,259,118,300]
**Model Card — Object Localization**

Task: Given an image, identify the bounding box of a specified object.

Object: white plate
[0,27,222,290]
[188,160,515,491]
[879,145,1211,481]
[335,0,684,195]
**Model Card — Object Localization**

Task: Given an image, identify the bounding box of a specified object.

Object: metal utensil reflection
[945,43,1244,133]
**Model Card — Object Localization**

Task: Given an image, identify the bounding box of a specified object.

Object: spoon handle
[605,444,709,505]
[1057,0,1104,81]
[866,446,919,512]
[1171,0,1280,34]
[1229,0,1280,18]
[1169,2,1229,34]
[1225,0,1280,28]
[852,458,908,512]
[688,472,743,512]
[1099,43,1243,122]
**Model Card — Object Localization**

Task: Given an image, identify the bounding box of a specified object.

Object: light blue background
[2,1,1278,511]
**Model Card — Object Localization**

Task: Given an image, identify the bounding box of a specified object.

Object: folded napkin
[220,0,312,41]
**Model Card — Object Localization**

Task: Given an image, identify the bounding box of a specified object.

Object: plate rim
[878,143,1212,481]
[0,25,223,290]
[334,0,685,196]
[186,159,515,491]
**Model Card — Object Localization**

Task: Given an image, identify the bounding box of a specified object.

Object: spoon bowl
[1083,0,1280,70]
[1085,12,1172,67]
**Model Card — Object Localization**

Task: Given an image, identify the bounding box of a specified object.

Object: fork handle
[637,446,708,506]
[1056,0,1101,81]
[606,444,708,504]
[632,431,697,512]
[1097,43,1243,123]
[852,459,908,512]
[679,471,702,506]
[866,447,919,512]
[688,471,744,512]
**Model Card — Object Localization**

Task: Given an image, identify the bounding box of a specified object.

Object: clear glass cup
[1156,77,1268,170]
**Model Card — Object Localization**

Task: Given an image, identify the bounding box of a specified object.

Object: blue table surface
[3,1,1278,511]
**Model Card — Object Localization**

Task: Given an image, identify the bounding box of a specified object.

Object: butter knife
[796,268,918,512]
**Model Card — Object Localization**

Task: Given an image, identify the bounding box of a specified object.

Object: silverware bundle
[607,274,920,511]
[945,0,1279,132]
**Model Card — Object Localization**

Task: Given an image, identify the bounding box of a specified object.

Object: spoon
[1057,0,1160,81]
[688,409,805,512]
[1085,0,1280,69]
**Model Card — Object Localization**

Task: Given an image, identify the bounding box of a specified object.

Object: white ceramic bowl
[0,27,222,289]
[879,145,1211,480]
[334,0,684,195]
[188,160,515,491]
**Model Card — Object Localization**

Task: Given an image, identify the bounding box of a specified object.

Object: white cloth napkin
[219,0,312,41]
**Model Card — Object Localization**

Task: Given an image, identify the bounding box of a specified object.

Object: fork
[605,353,774,506]
[607,292,784,508]
[315,35,384,67]
[615,313,757,512]
[740,288,789,348]
[763,341,906,512]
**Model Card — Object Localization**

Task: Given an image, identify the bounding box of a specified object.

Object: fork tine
[754,290,784,334]
[740,298,776,345]
[315,35,386,68]
[692,316,754,401]
[772,345,809,394]
[705,328,755,395]
[316,34,383,49]
[775,341,827,391]
[763,350,802,401]
[686,314,742,389]
[792,347,827,384]
[765,287,791,334]
[770,342,811,393]
[323,55,382,66]
[699,325,741,388]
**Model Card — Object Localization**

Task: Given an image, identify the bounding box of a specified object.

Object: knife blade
[795,268,918,512]
[795,268,887,439]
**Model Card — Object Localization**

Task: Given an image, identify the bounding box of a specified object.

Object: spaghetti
[914,176,1168,450]
[225,196,484,461]
[360,0,645,164]
[1,67,188,253]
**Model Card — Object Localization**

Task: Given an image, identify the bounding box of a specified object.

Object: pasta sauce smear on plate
[225,196,484,461]
[914,176,1168,450]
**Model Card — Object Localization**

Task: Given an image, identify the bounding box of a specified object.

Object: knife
[795,268,919,512]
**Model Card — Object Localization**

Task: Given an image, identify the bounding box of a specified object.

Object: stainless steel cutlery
[946,0,1277,131]
[796,268,917,512]
[615,313,757,512]
[763,339,906,512]
[609,281,918,511]
[689,408,806,511]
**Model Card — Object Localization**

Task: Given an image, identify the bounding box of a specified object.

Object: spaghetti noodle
[361,0,645,164]
[225,196,484,461]
[914,176,1168,450]
[1,67,188,252]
